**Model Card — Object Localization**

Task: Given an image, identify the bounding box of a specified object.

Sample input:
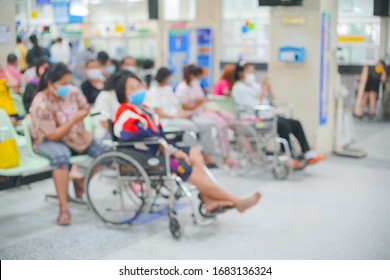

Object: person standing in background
[360,60,387,117]
[50,37,71,65]
[26,35,50,68]
[15,37,28,73]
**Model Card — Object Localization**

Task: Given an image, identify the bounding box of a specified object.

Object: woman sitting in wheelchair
[113,71,261,213]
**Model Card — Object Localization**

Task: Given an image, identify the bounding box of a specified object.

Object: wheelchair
[84,121,222,239]
[213,104,292,180]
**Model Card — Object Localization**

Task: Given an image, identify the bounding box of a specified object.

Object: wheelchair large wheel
[85,151,152,225]
[217,121,262,175]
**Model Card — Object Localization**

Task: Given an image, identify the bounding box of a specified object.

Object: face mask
[106,65,116,74]
[191,79,201,86]
[125,66,137,73]
[245,73,256,84]
[86,68,105,81]
[375,65,383,74]
[55,85,71,98]
[128,90,146,106]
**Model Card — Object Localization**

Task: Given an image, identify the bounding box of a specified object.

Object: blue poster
[36,0,51,5]
[319,12,331,126]
[168,30,190,87]
[196,28,213,94]
[52,2,83,24]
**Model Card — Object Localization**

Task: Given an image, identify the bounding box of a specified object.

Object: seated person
[93,71,125,139]
[232,61,324,168]
[0,64,22,125]
[97,51,116,78]
[23,59,49,112]
[113,71,261,214]
[80,59,105,105]
[29,63,111,226]
[176,64,237,167]
[120,56,138,74]
[140,59,155,89]
[5,53,22,95]
[212,64,235,96]
[147,67,215,165]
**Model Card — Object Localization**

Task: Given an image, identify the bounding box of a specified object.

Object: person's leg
[277,117,292,150]
[162,118,199,147]
[37,141,72,224]
[201,111,232,161]
[185,147,261,212]
[191,115,216,163]
[72,140,112,197]
[285,118,310,153]
[368,91,378,116]
[361,92,369,114]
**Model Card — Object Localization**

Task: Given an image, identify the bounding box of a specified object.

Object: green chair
[11,93,27,117]
[207,96,236,114]
[0,109,51,185]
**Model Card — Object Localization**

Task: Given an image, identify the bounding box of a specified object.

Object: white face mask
[245,73,256,84]
[125,66,137,73]
[86,68,105,81]
[191,78,201,86]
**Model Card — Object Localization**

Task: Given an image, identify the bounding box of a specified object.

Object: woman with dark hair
[232,61,324,168]
[175,64,237,167]
[114,72,261,214]
[29,63,111,225]
[93,70,131,139]
[361,59,387,117]
[23,59,49,112]
[212,64,235,96]
[26,35,50,68]
[147,67,215,164]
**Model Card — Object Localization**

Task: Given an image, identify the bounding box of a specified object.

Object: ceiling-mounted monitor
[259,0,302,6]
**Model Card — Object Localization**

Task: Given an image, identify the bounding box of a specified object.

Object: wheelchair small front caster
[169,217,181,240]
[272,162,289,180]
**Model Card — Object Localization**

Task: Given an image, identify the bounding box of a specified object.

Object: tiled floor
[0,120,389,260]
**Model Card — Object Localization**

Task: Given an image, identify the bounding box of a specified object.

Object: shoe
[290,159,306,170]
[306,155,326,165]
[56,210,71,226]
[73,178,84,199]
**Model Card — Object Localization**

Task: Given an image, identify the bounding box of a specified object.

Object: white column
[0,0,16,65]
[268,0,339,154]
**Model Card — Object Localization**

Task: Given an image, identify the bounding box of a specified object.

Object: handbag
[62,126,94,154]
[0,125,19,169]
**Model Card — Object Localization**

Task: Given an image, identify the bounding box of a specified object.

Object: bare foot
[204,200,234,213]
[236,192,261,213]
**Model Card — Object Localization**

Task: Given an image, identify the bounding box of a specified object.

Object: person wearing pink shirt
[5,54,22,94]
[176,64,237,167]
[212,64,235,96]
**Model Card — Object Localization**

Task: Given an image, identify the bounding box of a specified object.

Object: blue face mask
[55,85,71,98]
[129,90,146,106]
[106,65,116,74]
